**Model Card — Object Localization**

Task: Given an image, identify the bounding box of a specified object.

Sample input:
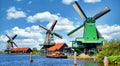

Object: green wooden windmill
[68,1,110,55]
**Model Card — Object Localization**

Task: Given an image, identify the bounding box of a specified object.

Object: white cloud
[0,25,44,50]
[7,6,26,19]
[47,18,75,32]
[97,24,120,40]
[62,0,78,5]
[15,38,41,49]
[27,11,75,32]
[83,0,101,3]
[6,26,43,39]
[27,11,59,23]
[0,35,8,42]
[62,0,101,5]
[55,39,66,43]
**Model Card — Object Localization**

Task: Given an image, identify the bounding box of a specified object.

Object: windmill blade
[10,43,13,47]
[13,42,18,47]
[50,20,57,31]
[68,24,84,37]
[6,34,11,40]
[73,1,87,20]
[53,32,63,39]
[39,25,49,32]
[12,34,17,40]
[96,29,102,38]
[93,7,110,20]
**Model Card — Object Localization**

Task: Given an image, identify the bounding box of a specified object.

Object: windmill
[39,20,62,52]
[68,1,110,54]
[5,34,18,53]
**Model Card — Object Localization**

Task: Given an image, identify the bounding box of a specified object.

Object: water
[0,54,100,66]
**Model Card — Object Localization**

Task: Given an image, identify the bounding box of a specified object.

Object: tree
[32,48,38,54]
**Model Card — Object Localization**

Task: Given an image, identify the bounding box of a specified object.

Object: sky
[0,0,120,51]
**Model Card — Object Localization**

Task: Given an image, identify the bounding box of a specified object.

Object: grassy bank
[67,54,93,60]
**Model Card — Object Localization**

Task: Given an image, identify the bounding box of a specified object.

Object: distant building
[11,48,32,53]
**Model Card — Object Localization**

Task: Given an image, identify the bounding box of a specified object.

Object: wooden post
[74,52,77,66]
[104,56,108,66]
[30,52,33,62]
[93,56,96,63]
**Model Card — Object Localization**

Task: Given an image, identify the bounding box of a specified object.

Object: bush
[108,55,120,64]
[96,40,120,63]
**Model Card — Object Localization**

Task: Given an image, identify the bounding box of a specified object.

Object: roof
[48,43,65,51]
[12,48,30,52]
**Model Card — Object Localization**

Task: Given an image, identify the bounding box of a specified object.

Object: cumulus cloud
[47,18,75,32]
[0,35,8,42]
[62,0,78,5]
[7,6,26,19]
[15,38,41,48]
[27,11,75,32]
[6,26,43,39]
[83,0,101,3]
[0,25,44,50]
[97,24,120,40]
[27,11,59,23]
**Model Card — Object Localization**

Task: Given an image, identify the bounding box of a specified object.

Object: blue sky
[0,0,120,51]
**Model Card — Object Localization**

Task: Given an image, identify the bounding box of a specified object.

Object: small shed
[12,48,32,53]
[48,43,68,52]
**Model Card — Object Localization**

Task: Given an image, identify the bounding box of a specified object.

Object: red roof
[48,43,64,51]
[12,48,29,52]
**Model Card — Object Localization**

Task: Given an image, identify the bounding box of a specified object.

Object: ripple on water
[0,54,100,66]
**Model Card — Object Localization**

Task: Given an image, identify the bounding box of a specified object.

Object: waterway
[0,54,116,66]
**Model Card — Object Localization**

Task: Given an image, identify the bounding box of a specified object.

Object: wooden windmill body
[4,34,18,54]
[39,20,62,54]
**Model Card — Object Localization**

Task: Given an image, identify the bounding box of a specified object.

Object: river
[0,54,109,66]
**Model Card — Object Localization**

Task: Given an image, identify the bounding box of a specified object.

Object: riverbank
[68,54,93,60]
[0,51,4,54]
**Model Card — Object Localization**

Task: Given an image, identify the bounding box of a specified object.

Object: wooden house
[47,43,68,53]
[11,48,32,53]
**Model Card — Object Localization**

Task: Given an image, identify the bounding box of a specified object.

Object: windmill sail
[50,20,57,31]
[13,42,18,47]
[53,32,62,39]
[93,7,110,20]
[73,1,87,20]
[68,24,84,37]
[6,34,11,40]
[96,29,102,38]
[39,25,49,32]
[12,34,17,40]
